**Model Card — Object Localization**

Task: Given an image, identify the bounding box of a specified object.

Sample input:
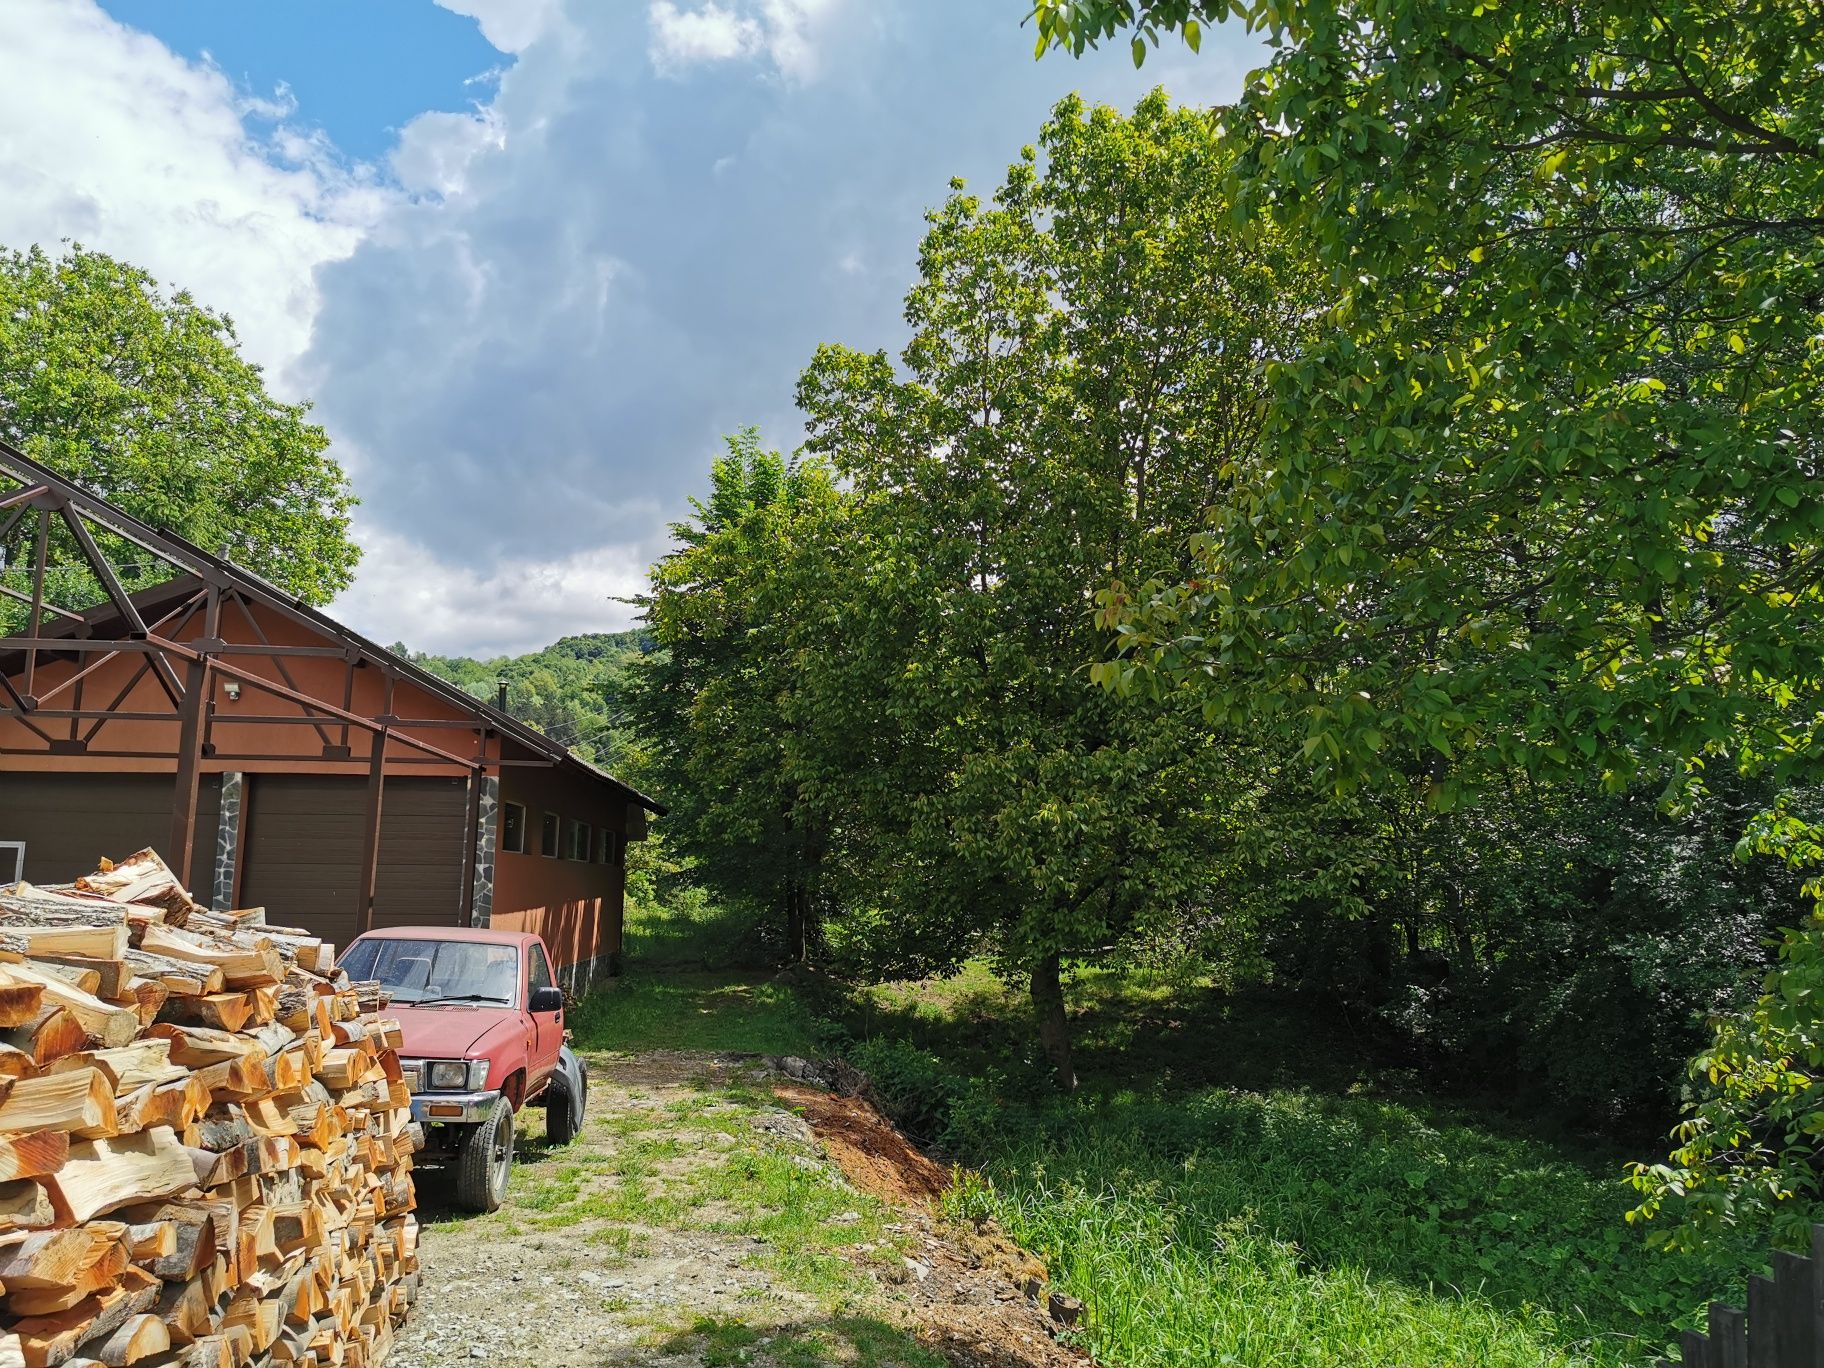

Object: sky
[0,0,1261,657]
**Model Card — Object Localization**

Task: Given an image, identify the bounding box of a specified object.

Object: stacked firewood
[0,850,420,1368]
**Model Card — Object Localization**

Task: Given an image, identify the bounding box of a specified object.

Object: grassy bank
[606,898,1763,1364]
[834,966,1764,1367]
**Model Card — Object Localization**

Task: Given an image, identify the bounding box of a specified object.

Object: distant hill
[394,630,655,768]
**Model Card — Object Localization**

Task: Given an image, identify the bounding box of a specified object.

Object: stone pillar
[469,776,498,928]
[211,772,243,912]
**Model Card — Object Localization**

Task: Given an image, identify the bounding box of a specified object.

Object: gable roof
[0,441,664,814]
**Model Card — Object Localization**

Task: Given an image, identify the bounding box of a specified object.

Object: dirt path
[386,1051,1087,1368]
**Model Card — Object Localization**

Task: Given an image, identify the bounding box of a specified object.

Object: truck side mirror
[529,986,564,1015]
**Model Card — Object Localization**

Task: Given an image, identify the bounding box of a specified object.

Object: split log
[0,1131,70,1184]
[45,1130,195,1224]
[0,984,45,1033]
[3,1009,90,1068]
[30,960,126,1005]
[0,1224,126,1293]
[134,932,278,995]
[119,956,216,1000]
[151,997,250,1036]
[50,1043,181,1095]
[0,930,128,964]
[0,1181,55,1234]
[10,1264,158,1367]
[0,969,135,1051]
[83,1313,166,1367]
[72,853,198,927]
[0,1072,116,1141]
[0,899,127,933]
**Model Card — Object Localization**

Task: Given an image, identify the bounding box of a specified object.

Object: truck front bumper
[409,1089,502,1125]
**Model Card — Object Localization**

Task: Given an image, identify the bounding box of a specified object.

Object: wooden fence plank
[1713,1304,1748,1368]
[1748,1275,1777,1368]
[1770,1250,1811,1367]
[1811,1227,1824,1368]
[1684,1326,1714,1368]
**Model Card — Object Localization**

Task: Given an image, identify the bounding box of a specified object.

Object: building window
[567,818,590,861]
[597,828,615,865]
[540,811,560,858]
[501,803,527,855]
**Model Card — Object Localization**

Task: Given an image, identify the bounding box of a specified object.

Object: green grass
[568,972,820,1056]
[658,1313,947,1367]
[621,884,767,970]
[828,962,1767,1368]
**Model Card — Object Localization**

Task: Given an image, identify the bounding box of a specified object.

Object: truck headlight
[427,1060,470,1090]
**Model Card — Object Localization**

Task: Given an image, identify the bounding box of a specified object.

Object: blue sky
[0,0,1262,654]
[99,0,503,162]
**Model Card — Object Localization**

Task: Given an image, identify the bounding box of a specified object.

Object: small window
[567,818,590,861]
[540,812,560,858]
[597,828,615,865]
[500,803,527,855]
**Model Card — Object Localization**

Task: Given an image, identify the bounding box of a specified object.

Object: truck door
[527,942,562,1089]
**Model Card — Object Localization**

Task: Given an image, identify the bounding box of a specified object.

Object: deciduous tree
[0,243,359,606]
[792,94,1317,1088]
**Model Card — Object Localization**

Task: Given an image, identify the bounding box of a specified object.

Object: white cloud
[0,0,391,394]
[0,0,1264,661]
[432,0,564,55]
[649,2,762,70]
[647,0,843,80]
[335,522,651,657]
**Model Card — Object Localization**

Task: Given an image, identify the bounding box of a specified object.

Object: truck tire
[545,1048,587,1147]
[455,1098,515,1213]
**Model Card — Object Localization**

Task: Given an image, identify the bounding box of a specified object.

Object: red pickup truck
[338,926,588,1211]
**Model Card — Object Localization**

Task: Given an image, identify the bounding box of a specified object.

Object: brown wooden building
[0,445,663,991]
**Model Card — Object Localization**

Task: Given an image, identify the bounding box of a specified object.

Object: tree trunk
[783,880,808,965]
[1030,950,1077,1094]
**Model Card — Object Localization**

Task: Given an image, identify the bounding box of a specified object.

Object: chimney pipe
[496,678,509,711]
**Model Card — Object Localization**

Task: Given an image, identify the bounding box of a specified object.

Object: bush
[849,1037,1004,1153]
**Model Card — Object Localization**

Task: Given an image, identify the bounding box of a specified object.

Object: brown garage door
[0,773,219,894]
[239,775,469,948]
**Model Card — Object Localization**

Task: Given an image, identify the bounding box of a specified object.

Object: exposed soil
[773,1084,951,1206]
[387,1051,1090,1368]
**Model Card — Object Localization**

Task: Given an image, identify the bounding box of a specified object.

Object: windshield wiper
[410,993,511,1006]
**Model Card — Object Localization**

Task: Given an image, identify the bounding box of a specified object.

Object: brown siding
[0,772,220,893]
[491,764,628,974]
[240,775,468,949]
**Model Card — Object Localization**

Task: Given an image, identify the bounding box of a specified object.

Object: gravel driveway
[385,1051,1087,1368]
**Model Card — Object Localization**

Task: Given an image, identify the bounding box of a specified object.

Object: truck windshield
[339,939,519,1006]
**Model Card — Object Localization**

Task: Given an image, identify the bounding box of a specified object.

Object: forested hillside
[399,630,651,768]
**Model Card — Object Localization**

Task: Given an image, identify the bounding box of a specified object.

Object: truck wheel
[545,1050,587,1147]
[455,1098,515,1212]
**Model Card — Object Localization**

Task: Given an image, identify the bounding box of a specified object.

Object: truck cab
[339,926,588,1211]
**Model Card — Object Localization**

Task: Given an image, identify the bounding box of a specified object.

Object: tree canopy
[645,94,1319,1089]
[0,243,359,606]
[625,430,845,965]
[1032,0,1824,1248]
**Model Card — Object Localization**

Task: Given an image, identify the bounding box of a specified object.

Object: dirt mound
[773,1079,1093,1367]
[774,1082,951,1205]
